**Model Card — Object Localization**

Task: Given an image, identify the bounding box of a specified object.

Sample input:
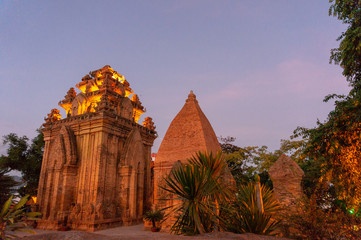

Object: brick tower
[153,91,221,229]
[37,65,157,231]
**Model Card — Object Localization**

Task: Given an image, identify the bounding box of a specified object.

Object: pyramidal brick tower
[37,65,157,231]
[153,91,221,229]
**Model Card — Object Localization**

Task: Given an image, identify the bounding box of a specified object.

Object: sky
[0,0,351,155]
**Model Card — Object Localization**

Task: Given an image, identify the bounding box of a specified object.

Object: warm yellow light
[133,108,144,123]
[112,72,125,83]
[90,85,99,92]
[76,83,87,93]
[125,90,132,97]
[32,196,37,203]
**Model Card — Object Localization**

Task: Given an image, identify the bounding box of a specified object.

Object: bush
[222,182,281,235]
[160,151,231,235]
[280,195,361,240]
[0,195,41,239]
[143,210,164,229]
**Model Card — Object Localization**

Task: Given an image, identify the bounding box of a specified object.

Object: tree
[218,136,240,154]
[143,210,164,231]
[0,170,17,206]
[0,130,44,196]
[219,136,306,188]
[294,94,361,208]
[290,0,361,210]
[222,182,280,235]
[329,0,361,89]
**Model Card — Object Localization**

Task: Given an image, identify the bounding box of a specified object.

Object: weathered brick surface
[37,66,157,231]
[269,154,304,207]
[153,91,222,229]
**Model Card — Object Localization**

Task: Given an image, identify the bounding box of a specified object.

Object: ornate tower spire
[186,90,198,103]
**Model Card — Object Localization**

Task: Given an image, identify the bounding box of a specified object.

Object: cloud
[210,59,349,102]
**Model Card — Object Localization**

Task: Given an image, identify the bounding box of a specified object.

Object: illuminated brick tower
[37,65,157,231]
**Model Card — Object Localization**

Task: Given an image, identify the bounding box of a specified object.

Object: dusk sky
[0,0,351,154]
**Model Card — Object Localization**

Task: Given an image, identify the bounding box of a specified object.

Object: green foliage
[0,170,18,206]
[143,210,164,228]
[281,194,361,240]
[290,0,361,210]
[160,151,230,235]
[220,136,305,188]
[0,130,44,196]
[329,0,361,88]
[0,195,41,239]
[219,136,241,154]
[294,92,361,208]
[222,183,280,235]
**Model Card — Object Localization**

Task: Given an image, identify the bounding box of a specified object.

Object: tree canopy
[290,0,361,209]
[0,130,44,196]
[0,170,18,205]
[329,0,361,88]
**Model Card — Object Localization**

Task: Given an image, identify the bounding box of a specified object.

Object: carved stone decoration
[59,88,78,117]
[71,93,88,116]
[143,117,156,131]
[37,66,157,231]
[53,135,65,170]
[85,81,92,93]
[84,204,95,221]
[65,88,77,101]
[44,109,62,124]
[103,202,116,219]
[269,154,305,207]
[131,94,143,109]
[70,204,81,221]
[95,203,104,220]
[82,74,92,81]
[95,94,111,112]
[117,97,133,120]
[113,81,125,96]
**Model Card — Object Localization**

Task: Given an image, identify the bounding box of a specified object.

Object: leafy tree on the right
[294,0,361,210]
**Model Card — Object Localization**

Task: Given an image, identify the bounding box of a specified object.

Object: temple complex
[36,65,157,231]
[153,91,223,229]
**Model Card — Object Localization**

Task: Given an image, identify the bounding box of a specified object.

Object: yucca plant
[223,182,280,235]
[0,195,41,239]
[160,151,231,235]
[188,151,233,202]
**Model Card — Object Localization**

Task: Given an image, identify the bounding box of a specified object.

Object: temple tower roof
[155,90,220,169]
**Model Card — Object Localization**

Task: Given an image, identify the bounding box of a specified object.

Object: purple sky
[0,0,351,154]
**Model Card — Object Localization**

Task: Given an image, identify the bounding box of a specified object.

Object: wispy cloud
[208,59,349,102]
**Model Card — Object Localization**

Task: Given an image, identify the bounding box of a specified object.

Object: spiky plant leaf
[160,151,231,235]
[223,182,281,235]
[1,195,13,217]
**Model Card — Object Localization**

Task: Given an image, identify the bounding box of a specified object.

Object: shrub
[160,151,231,235]
[0,195,41,239]
[143,210,164,229]
[222,182,280,235]
[281,195,361,239]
